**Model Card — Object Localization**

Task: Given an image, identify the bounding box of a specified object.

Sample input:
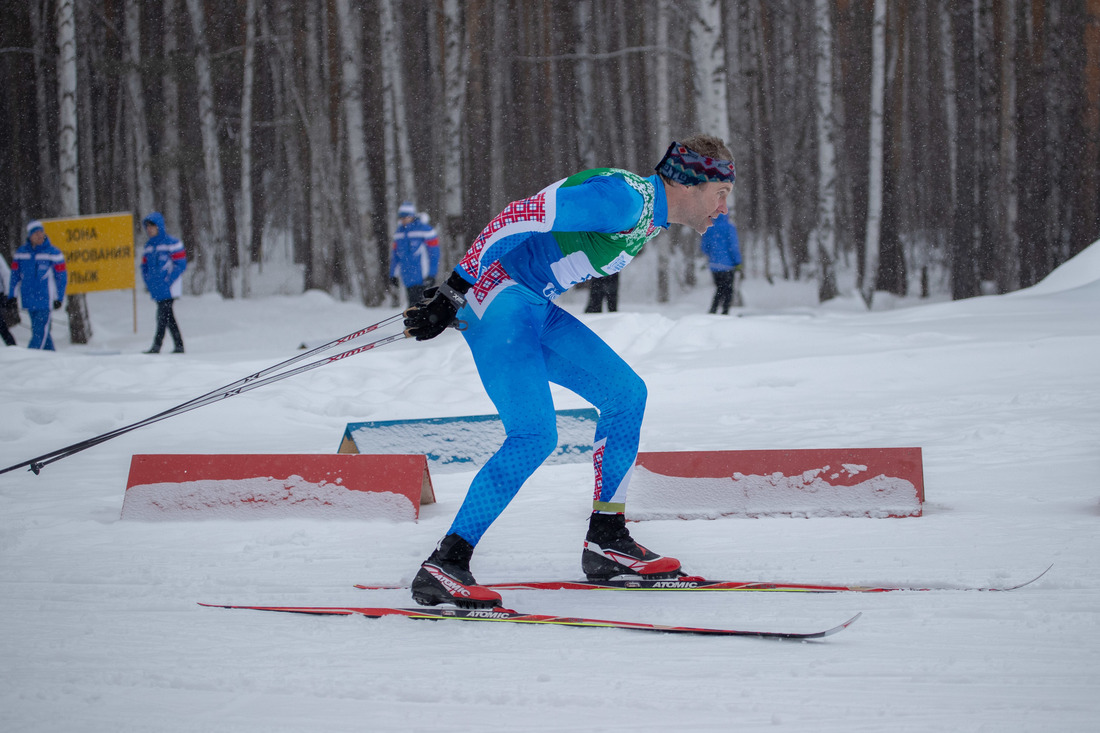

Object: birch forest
[2,0,1098,312]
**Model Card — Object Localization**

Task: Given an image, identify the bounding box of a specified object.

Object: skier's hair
[678,134,732,163]
[656,134,734,186]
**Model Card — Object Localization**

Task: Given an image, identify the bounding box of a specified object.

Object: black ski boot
[411,533,503,609]
[582,512,682,580]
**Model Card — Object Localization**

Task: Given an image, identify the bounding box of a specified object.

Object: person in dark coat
[584,272,620,313]
[389,201,440,306]
[699,212,742,314]
[0,255,15,346]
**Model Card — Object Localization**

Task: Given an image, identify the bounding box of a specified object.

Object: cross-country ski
[354,565,1052,594]
[198,602,862,640]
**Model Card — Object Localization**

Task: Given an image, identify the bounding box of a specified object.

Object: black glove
[389,277,400,288]
[403,271,471,341]
[53,299,63,310]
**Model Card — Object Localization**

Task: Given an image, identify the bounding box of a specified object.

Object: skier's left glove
[403,271,471,341]
[53,299,63,310]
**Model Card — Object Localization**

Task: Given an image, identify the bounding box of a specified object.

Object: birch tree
[812,0,838,302]
[238,0,257,297]
[690,0,729,144]
[184,0,232,297]
[652,0,672,302]
[440,0,468,267]
[334,0,373,301]
[379,0,415,227]
[862,0,886,305]
[575,0,597,169]
[57,0,91,343]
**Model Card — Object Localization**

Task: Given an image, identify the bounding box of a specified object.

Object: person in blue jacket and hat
[388,201,440,306]
[8,220,67,350]
[140,212,187,354]
[699,210,742,314]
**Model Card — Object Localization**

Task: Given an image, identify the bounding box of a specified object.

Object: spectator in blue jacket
[389,201,440,306]
[140,212,187,354]
[699,212,742,315]
[8,220,67,350]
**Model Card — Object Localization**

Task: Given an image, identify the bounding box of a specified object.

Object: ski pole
[0,314,408,477]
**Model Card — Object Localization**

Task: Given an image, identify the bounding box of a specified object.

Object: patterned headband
[655,142,736,186]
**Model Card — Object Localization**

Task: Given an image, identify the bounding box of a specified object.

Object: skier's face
[681,181,732,234]
[29,230,45,246]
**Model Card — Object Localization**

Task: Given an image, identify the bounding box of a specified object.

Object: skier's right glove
[403,271,472,341]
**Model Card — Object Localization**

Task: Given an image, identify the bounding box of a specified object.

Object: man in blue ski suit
[8,221,67,350]
[700,211,742,314]
[402,135,736,608]
[140,212,187,354]
[389,201,440,306]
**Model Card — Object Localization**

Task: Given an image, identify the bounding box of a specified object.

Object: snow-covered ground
[2,245,1099,732]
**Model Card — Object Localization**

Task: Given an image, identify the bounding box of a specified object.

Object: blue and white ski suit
[446,168,668,546]
[8,234,67,350]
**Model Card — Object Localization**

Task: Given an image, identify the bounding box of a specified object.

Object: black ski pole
[0,314,408,477]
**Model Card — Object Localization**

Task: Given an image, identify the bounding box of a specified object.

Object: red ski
[354,565,1051,594]
[198,602,861,640]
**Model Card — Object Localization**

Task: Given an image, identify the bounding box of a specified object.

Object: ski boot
[411,533,502,609]
[582,512,682,580]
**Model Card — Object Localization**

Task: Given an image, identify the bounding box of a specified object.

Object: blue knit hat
[655,142,735,186]
[26,220,44,236]
[397,201,417,218]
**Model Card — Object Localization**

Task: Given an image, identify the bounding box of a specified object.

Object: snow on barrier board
[629,448,924,519]
[120,454,435,521]
[337,408,599,474]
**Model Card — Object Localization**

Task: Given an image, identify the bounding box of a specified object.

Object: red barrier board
[121,454,435,521]
[632,448,924,519]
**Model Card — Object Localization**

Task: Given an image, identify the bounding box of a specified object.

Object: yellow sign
[40,212,135,294]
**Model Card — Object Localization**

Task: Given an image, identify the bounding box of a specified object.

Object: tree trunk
[690,0,730,143]
[237,0,257,298]
[379,0,400,226]
[813,0,838,303]
[653,0,671,303]
[489,0,509,212]
[334,0,374,302]
[56,0,91,344]
[185,0,232,298]
[440,0,468,268]
[951,0,981,299]
[160,0,183,236]
[299,0,335,293]
[123,0,154,219]
[575,0,597,169]
[863,0,886,305]
[615,1,638,173]
[996,0,1019,293]
[29,0,60,218]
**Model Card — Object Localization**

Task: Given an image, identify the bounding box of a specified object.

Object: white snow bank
[1018,239,1100,295]
[119,476,415,521]
[628,465,921,519]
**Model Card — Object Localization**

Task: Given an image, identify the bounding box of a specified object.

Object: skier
[388,201,440,306]
[140,212,188,354]
[8,221,67,350]
[402,135,736,608]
